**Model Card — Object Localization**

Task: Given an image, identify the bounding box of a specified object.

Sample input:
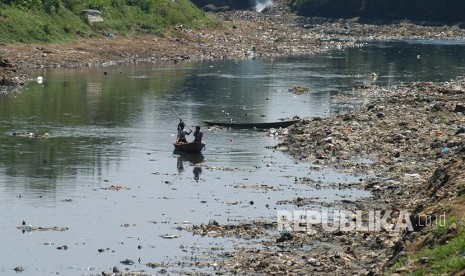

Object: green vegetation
[0,0,216,43]
[389,216,465,275]
[435,216,457,236]
[412,228,465,275]
[290,0,465,22]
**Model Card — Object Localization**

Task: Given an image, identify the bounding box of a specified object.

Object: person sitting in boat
[177,120,191,143]
[193,126,203,143]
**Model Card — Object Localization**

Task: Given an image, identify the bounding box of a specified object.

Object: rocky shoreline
[2,2,465,275]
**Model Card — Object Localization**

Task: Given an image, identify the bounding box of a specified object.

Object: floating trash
[17,221,69,233]
[13,266,25,272]
[161,234,180,239]
[181,221,193,230]
[288,86,311,95]
[101,185,130,191]
[120,259,134,265]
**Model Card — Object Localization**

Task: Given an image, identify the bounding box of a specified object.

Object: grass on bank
[390,227,465,275]
[0,7,91,42]
[0,0,217,43]
[389,206,465,275]
[413,229,465,275]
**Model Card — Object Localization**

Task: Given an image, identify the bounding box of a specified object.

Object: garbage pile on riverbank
[174,77,465,275]
[277,77,465,208]
[268,77,465,274]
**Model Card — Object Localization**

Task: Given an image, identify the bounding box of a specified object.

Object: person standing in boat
[177,120,191,143]
[193,126,203,143]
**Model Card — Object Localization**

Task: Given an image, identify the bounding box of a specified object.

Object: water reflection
[193,165,202,182]
[175,151,204,173]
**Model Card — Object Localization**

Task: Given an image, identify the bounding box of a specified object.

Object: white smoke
[252,0,274,12]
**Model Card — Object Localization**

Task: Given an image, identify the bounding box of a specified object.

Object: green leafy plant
[0,0,216,43]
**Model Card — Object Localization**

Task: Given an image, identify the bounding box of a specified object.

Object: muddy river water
[1,40,465,275]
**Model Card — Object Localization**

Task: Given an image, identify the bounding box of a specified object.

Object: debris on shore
[0,59,28,94]
[176,77,465,275]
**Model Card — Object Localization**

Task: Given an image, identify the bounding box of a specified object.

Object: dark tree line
[290,0,465,22]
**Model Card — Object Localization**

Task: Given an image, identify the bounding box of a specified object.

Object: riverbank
[271,78,465,275]
[2,3,465,93]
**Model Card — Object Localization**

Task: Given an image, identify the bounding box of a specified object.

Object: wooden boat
[173,142,205,153]
[203,119,300,129]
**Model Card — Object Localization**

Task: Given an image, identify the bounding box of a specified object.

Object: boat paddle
[170,107,192,131]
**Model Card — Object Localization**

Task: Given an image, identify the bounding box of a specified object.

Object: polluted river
[1,40,465,275]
